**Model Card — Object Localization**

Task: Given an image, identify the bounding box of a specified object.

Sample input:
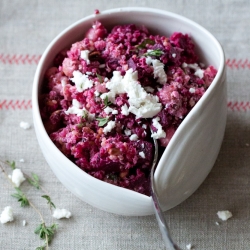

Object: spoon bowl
[32,7,226,216]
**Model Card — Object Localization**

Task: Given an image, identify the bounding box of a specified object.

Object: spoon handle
[151,192,181,250]
[150,136,181,250]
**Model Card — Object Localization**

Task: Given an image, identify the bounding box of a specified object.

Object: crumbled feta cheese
[182,62,188,68]
[186,243,192,249]
[70,70,94,92]
[0,206,14,224]
[23,220,26,226]
[103,69,162,118]
[217,210,233,221]
[10,169,26,187]
[186,63,199,70]
[145,56,153,65]
[142,124,147,129]
[215,221,220,226]
[189,88,195,94]
[94,90,100,96]
[52,208,72,219]
[183,63,204,79]
[19,159,25,163]
[194,68,204,79]
[144,86,154,93]
[80,50,90,64]
[151,117,166,139]
[121,104,129,116]
[124,129,131,136]
[129,134,138,141]
[65,99,95,120]
[104,106,114,114]
[172,53,176,58]
[151,59,167,84]
[112,109,118,115]
[139,151,145,158]
[103,121,116,134]
[19,121,31,130]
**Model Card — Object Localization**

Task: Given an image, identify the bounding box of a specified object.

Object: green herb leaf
[144,49,164,57]
[6,160,16,170]
[77,122,84,128]
[136,39,155,49]
[96,117,109,127]
[27,173,40,189]
[34,223,58,243]
[41,195,56,209]
[103,96,112,108]
[11,187,29,207]
[36,246,46,250]
[96,73,103,83]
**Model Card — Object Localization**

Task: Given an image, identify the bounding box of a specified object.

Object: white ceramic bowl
[32,7,227,216]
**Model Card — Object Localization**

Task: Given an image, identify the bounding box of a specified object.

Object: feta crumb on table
[9,168,26,187]
[0,206,14,224]
[52,208,72,219]
[217,210,233,221]
[186,243,192,249]
[19,121,31,130]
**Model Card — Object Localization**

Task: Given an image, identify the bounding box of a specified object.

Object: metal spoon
[150,136,181,250]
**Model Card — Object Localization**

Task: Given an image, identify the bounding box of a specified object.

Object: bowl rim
[32,7,226,213]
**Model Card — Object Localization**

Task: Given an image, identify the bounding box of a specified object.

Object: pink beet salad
[40,21,217,196]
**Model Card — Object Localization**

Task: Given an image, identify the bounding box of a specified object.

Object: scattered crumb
[217,210,233,221]
[52,208,72,219]
[19,121,31,130]
[23,220,26,226]
[0,206,14,224]
[215,221,220,226]
[186,243,192,249]
[19,159,25,163]
[9,169,26,187]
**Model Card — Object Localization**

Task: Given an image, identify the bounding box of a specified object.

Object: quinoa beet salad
[39,21,217,196]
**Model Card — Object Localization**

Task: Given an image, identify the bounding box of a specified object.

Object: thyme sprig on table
[0,160,58,250]
[42,195,56,210]
[11,187,29,207]
[27,173,40,189]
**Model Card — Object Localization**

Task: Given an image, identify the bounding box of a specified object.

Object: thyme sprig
[144,49,164,57]
[136,38,155,49]
[96,117,109,126]
[103,96,112,108]
[27,173,40,189]
[42,195,56,210]
[35,223,58,244]
[96,73,104,83]
[11,187,29,207]
[6,160,16,170]
[0,160,59,250]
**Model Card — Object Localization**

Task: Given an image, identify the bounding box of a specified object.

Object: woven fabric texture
[0,1,250,249]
